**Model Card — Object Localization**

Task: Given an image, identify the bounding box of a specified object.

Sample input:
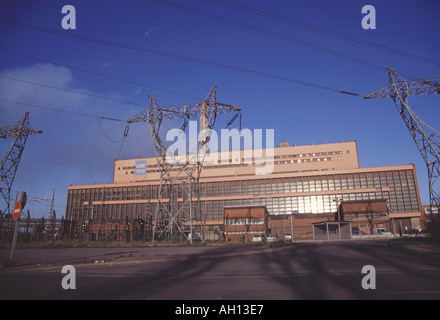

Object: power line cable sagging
[0,48,202,101]
[0,98,126,122]
[152,0,384,71]
[0,18,351,94]
[0,75,145,108]
[204,0,440,67]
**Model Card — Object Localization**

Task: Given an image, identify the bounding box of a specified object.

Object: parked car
[252,234,264,242]
[267,234,279,242]
[284,234,292,242]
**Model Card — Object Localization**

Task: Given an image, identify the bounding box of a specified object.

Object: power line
[0,98,126,122]
[205,0,440,68]
[0,75,146,108]
[0,48,203,101]
[152,0,385,72]
[0,18,349,94]
[98,116,129,144]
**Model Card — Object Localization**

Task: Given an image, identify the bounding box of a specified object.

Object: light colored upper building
[113,141,360,184]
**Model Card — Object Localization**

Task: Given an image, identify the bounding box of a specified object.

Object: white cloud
[0,63,87,120]
[0,63,145,121]
[0,63,152,218]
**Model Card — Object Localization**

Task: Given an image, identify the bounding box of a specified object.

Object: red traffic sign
[13,201,22,221]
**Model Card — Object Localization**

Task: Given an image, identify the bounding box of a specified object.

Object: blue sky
[0,0,439,218]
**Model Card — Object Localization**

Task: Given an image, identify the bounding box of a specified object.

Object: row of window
[226,218,265,225]
[69,170,417,203]
[274,151,344,159]
[67,190,419,223]
[275,157,337,164]
[66,169,420,221]
[118,151,346,172]
[122,156,339,175]
[226,231,263,235]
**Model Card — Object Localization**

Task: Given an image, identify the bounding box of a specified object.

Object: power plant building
[65,141,424,241]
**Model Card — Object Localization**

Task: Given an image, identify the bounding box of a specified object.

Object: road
[1,240,440,300]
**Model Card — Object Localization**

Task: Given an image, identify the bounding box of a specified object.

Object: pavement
[1,239,440,300]
[2,238,439,272]
[0,242,315,272]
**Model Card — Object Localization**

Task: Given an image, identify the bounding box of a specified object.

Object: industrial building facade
[65,141,423,241]
[224,206,269,243]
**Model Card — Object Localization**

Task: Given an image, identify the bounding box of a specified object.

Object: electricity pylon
[128,87,241,243]
[364,67,440,220]
[0,112,42,236]
[28,189,55,238]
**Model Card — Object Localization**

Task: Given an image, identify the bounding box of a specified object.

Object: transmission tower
[364,67,440,220]
[28,189,55,238]
[128,86,241,243]
[0,112,42,236]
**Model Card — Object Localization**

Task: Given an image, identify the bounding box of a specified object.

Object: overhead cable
[0,75,146,108]
[0,48,203,101]
[0,18,350,94]
[205,0,440,67]
[152,0,385,71]
[0,98,126,122]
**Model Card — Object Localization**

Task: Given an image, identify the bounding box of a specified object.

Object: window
[322,178,328,191]
[315,179,322,191]
[297,180,303,192]
[247,218,264,225]
[334,175,341,190]
[228,218,245,225]
[303,179,310,192]
[309,179,316,192]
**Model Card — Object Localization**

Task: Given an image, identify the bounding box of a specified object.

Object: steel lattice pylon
[0,112,42,237]
[365,68,440,220]
[128,87,241,243]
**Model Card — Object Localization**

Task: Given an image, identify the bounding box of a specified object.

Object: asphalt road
[1,239,440,300]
